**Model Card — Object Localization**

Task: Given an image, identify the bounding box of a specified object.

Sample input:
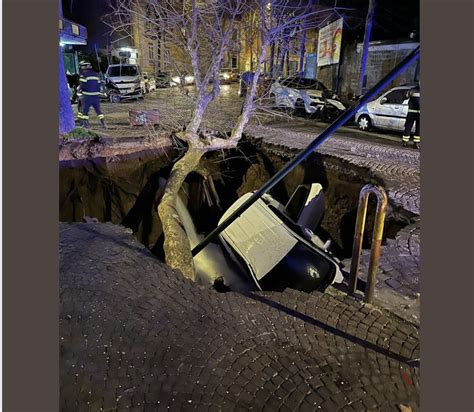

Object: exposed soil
[60,136,412,263]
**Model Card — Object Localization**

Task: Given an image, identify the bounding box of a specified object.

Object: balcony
[59,18,87,46]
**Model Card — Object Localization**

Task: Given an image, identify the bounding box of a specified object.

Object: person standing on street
[402,86,420,149]
[77,60,107,129]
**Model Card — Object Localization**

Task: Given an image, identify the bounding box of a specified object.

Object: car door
[373,89,409,130]
[395,91,417,132]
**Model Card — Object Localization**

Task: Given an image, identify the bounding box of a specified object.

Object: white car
[355,85,419,132]
[270,76,346,120]
[170,73,195,87]
[218,185,344,293]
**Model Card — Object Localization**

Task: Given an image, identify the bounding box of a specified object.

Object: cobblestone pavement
[60,222,419,411]
[245,125,421,323]
[76,84,421,322]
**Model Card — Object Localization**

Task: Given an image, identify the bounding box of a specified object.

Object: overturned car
[179,180,344,293]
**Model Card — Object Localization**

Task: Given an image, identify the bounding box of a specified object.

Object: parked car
[270,76,346,121]
[219,68,239,84]
[238,71,255,96]
[218,184,344,293]
[155,71,172,88]
[238,71,274,98]
[170,73,195,87]
[140,72,156,94]
[105,64,143,103]
[355,85,419,132]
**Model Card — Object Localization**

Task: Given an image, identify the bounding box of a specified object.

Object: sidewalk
[60,222,420,411]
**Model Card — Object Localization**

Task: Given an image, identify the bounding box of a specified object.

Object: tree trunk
[157,148,204,280]
[59,0,75,135]
[358,0,376,95]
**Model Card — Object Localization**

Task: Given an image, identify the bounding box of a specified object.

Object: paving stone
[60,222,419,411]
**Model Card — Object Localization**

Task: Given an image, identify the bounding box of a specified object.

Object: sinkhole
[60,137,414,291]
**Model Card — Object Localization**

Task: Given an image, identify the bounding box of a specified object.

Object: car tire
[357,114,372,131]
[320,106,341,122]
[295,99,306,117]
[109,92,121,104]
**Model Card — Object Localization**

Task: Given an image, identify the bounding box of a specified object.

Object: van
[105,64,143,103]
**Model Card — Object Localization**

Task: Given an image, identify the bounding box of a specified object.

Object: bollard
[349,185,388,304]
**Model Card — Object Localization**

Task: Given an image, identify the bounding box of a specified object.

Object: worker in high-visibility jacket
[402,86,420,149]
[77,60,106,129]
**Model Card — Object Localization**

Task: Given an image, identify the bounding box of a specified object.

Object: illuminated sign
[317,18,343,67]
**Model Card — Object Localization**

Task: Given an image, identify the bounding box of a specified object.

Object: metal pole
[192,47,419,257]
[358,0,376,95]
[365,187,388,303]
[348,192,369,294]
[348,185,388,304]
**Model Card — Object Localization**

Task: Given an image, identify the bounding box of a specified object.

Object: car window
[281,77,299,88]
[383,89,408,104]
[107,66,139,77]
[281,77,327,90]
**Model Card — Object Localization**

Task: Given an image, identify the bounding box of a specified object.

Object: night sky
[62,0,419,51]
[62,0,112,52]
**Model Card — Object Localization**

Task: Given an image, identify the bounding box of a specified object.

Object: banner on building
[317,18,343,67]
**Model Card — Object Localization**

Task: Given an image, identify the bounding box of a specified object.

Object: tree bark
[157,148,204,280]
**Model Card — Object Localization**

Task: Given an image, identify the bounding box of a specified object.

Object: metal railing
[348,185,388,304]
[191,46,420,258]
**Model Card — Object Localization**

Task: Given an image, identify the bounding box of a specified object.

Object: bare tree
[106,0,341,279]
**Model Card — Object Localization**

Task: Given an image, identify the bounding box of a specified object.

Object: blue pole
[192,46,420,257]
[359,0,376,94]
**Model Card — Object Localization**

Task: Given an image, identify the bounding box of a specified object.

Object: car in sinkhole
[215,184,344,293]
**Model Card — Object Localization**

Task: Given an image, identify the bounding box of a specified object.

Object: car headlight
[223,73,230,79]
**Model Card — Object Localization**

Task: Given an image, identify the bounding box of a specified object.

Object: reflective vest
[79,69,101,96]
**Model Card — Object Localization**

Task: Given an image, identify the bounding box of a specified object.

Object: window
[71,24,79,35]
[107,65,139,77]
[231,56,238,69]
[383,89,409,104]
[148,44,155,60]
[281,76,328,90]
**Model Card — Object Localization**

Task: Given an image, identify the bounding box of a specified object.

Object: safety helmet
[79,60,92,69]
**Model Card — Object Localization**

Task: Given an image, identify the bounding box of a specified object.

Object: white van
[105,64,143,103]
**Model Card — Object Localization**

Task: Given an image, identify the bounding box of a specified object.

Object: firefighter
[402,86,420,149]
[77,60,106,129]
